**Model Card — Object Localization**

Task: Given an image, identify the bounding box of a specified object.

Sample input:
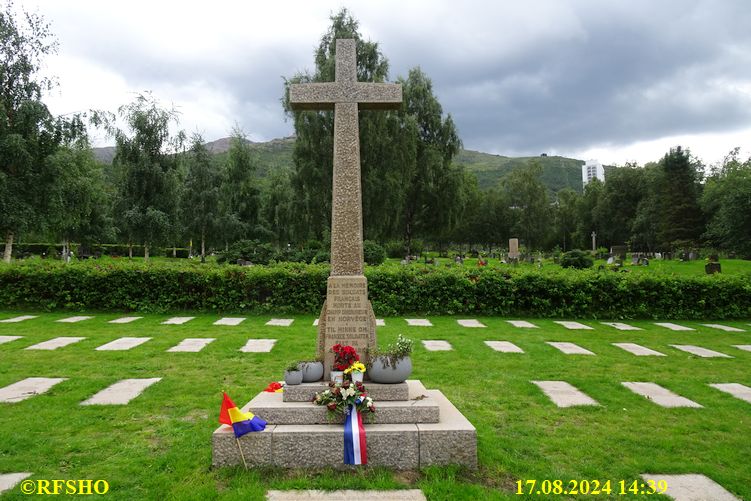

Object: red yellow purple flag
[219,392,266,437]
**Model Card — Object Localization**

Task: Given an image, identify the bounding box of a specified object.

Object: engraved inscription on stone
[317,276,376,378]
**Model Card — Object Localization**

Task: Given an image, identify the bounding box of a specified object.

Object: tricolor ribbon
[343,401,368,465]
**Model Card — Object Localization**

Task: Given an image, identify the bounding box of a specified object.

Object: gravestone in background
[508,238,520,260]
[610,245,627,261]
[289,39,402,378]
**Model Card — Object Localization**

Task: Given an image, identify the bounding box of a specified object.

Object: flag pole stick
[235,437,248,470]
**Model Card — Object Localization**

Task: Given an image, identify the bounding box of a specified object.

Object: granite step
[247,388,438,425]
[283,380,412,402]
[212,382,476,470]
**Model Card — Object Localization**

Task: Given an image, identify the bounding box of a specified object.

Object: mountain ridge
[93,136,588,192]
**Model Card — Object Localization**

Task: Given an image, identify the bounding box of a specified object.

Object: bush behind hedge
[1,260,749,318]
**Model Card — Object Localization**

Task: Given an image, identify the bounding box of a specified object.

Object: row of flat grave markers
[423,339,749,357]
[530,380,751,408]
[1,315,749,332]
[2,334,749,357]
[0,316,296,326]
[0,336,277,353]
[0,377,161,405]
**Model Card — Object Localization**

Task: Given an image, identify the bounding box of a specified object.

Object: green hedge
[0,260,750,318]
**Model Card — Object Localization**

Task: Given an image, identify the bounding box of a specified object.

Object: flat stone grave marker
[554,321,593,330]
[670,344,733,358]
[0,315,37,323]
[0,377,67,403]
[240,339,276,353]
[701,323,745,332]
[422,340,452,351]
[709,383,751,404]
[266,490,427,501]
[546,342,595,355]
[531,381,598,407]
[95,337,151,351]
[457,319,486,328]
[484,341,524,353]
[0,473,33,495]
[406,318,432,327]
[81,378,161,405]
[56,316,94,323]
[602,322,642,331]
[507,320,537,328]
[108,316,142,324]
[612,343,666,357]
[161,317,194,325]
[733,345,751,353]
[0,336,22,345]
[376,319,385,326]
[654,322,694,331]
[622,382,702,408]
[167,338,216,353]
[640,474,740,501]
[214,317,246,326]
[266,318,294,327]
[25,337,86,351]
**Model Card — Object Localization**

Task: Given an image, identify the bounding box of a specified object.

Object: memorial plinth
[211,380,477,469]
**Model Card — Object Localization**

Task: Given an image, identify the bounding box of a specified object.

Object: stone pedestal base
[316,275,377,379]
[211,380,477,470]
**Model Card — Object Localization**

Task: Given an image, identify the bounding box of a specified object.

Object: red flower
[327,402,337,411]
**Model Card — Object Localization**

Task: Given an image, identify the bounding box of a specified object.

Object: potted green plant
[369,335,413,384]
[284,361,303,385]
[299,358,324,382]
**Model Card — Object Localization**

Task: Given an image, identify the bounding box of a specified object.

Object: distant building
[582,159,605,187]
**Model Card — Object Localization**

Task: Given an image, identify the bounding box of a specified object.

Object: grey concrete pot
[284,370,303,385]
[301,361,324,382]
[368,356,412,384]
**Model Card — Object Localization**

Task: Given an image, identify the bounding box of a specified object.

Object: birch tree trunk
[3,232,13,263]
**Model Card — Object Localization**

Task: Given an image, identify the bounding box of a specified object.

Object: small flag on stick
[219,392,266,437]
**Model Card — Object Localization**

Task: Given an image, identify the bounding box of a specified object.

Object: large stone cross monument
[289,39,402,378]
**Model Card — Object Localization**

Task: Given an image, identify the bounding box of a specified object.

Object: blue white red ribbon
[343,403,367,465]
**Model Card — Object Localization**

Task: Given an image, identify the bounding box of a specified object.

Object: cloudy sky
[16,0,751,165]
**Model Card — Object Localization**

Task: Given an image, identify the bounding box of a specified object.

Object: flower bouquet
[344,361,366,383]
[313,380,375,419]
[330,344,360,383]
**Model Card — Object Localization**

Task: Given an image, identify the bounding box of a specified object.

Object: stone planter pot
[351,371,364,383]
[284,370,303,386]
[330,371,344,384]
[368,356,412,384]
[300,361,324,382]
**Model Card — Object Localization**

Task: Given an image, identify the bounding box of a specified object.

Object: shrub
[0,260,749,319]
[363,240,386,266]
[560,249,594,269]
[312,250,330,264]
[218,240,278,265]
[384,241,405,259]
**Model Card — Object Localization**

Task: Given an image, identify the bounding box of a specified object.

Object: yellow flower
[344,362,367,374]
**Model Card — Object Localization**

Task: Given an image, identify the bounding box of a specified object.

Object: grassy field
[1,313,750,500]
[382,257,751,276]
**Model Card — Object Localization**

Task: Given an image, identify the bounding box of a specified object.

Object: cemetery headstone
[610,245,627,261]
[508,238,520,260]
[289,39,402,378]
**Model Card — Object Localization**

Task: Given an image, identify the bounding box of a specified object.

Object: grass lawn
[1,313,750,500]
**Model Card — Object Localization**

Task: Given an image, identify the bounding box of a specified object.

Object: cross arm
[289,82,402,111]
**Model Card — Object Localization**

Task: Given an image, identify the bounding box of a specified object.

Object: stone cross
[289,39,402,378]
[591,231,596,251]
